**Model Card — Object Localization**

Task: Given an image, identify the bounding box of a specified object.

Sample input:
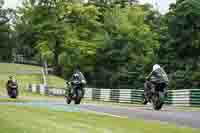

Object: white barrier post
[32,84,37,93]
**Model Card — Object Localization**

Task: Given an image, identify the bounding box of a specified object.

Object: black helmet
[9,76,13,79]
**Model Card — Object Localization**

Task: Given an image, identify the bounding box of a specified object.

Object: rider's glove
[81,80,86,84]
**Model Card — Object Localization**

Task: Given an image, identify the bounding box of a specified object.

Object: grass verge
[0,105,199,133]
[0,63,65,95]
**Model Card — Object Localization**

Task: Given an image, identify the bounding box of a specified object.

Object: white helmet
[153,64,160,71]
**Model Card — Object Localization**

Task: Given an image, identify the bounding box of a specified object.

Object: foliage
[0,0,15,61]
[15,0,102,76]
[93,6,159,88]
[13,0,200,89]
[162,0,200,89]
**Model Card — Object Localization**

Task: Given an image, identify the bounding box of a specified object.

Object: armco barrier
[48,88,65,96]
[27,84,200,107]
[28,84,48,95]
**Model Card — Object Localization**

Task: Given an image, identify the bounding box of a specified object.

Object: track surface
[79,103,200,129]
[1,98,200,129]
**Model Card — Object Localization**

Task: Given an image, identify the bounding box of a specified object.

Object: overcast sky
[3,0,176,14]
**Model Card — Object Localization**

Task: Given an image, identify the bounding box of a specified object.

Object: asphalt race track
[1,98,200,129]
[79,103,200,129]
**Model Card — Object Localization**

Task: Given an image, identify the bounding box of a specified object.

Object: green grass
[0,63,41,73]
[0,63,65,95]
[0,105,199,133]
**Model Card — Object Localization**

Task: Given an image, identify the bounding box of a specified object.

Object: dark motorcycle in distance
[65,80,85,104]
[7,81,18,99]
[143,79,168,110]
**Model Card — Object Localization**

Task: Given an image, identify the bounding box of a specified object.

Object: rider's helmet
[153,64,160,71]
[8,76,16,86]
[9,76,13,80]
[9,76,15,81]
[73,73,80,80]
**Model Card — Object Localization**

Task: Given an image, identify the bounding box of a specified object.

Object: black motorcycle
[65,80,85,104]
[7,81,18,99]
[143,80,167,110]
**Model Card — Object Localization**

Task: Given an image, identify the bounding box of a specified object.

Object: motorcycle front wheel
[75,89,83,104]
[66,95,72,104]
[10,89,17,99]
[152,92,164,110]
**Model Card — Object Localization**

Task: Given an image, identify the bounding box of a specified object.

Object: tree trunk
[53,40,63,76]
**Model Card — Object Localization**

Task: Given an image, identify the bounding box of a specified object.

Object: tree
[159,0,200,89]
[15,0,102,76]
[93,5,159,88]
[0,0,15,61]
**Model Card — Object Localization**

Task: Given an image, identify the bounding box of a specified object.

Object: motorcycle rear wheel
[142,94,148,105]
[66,96,72,104]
